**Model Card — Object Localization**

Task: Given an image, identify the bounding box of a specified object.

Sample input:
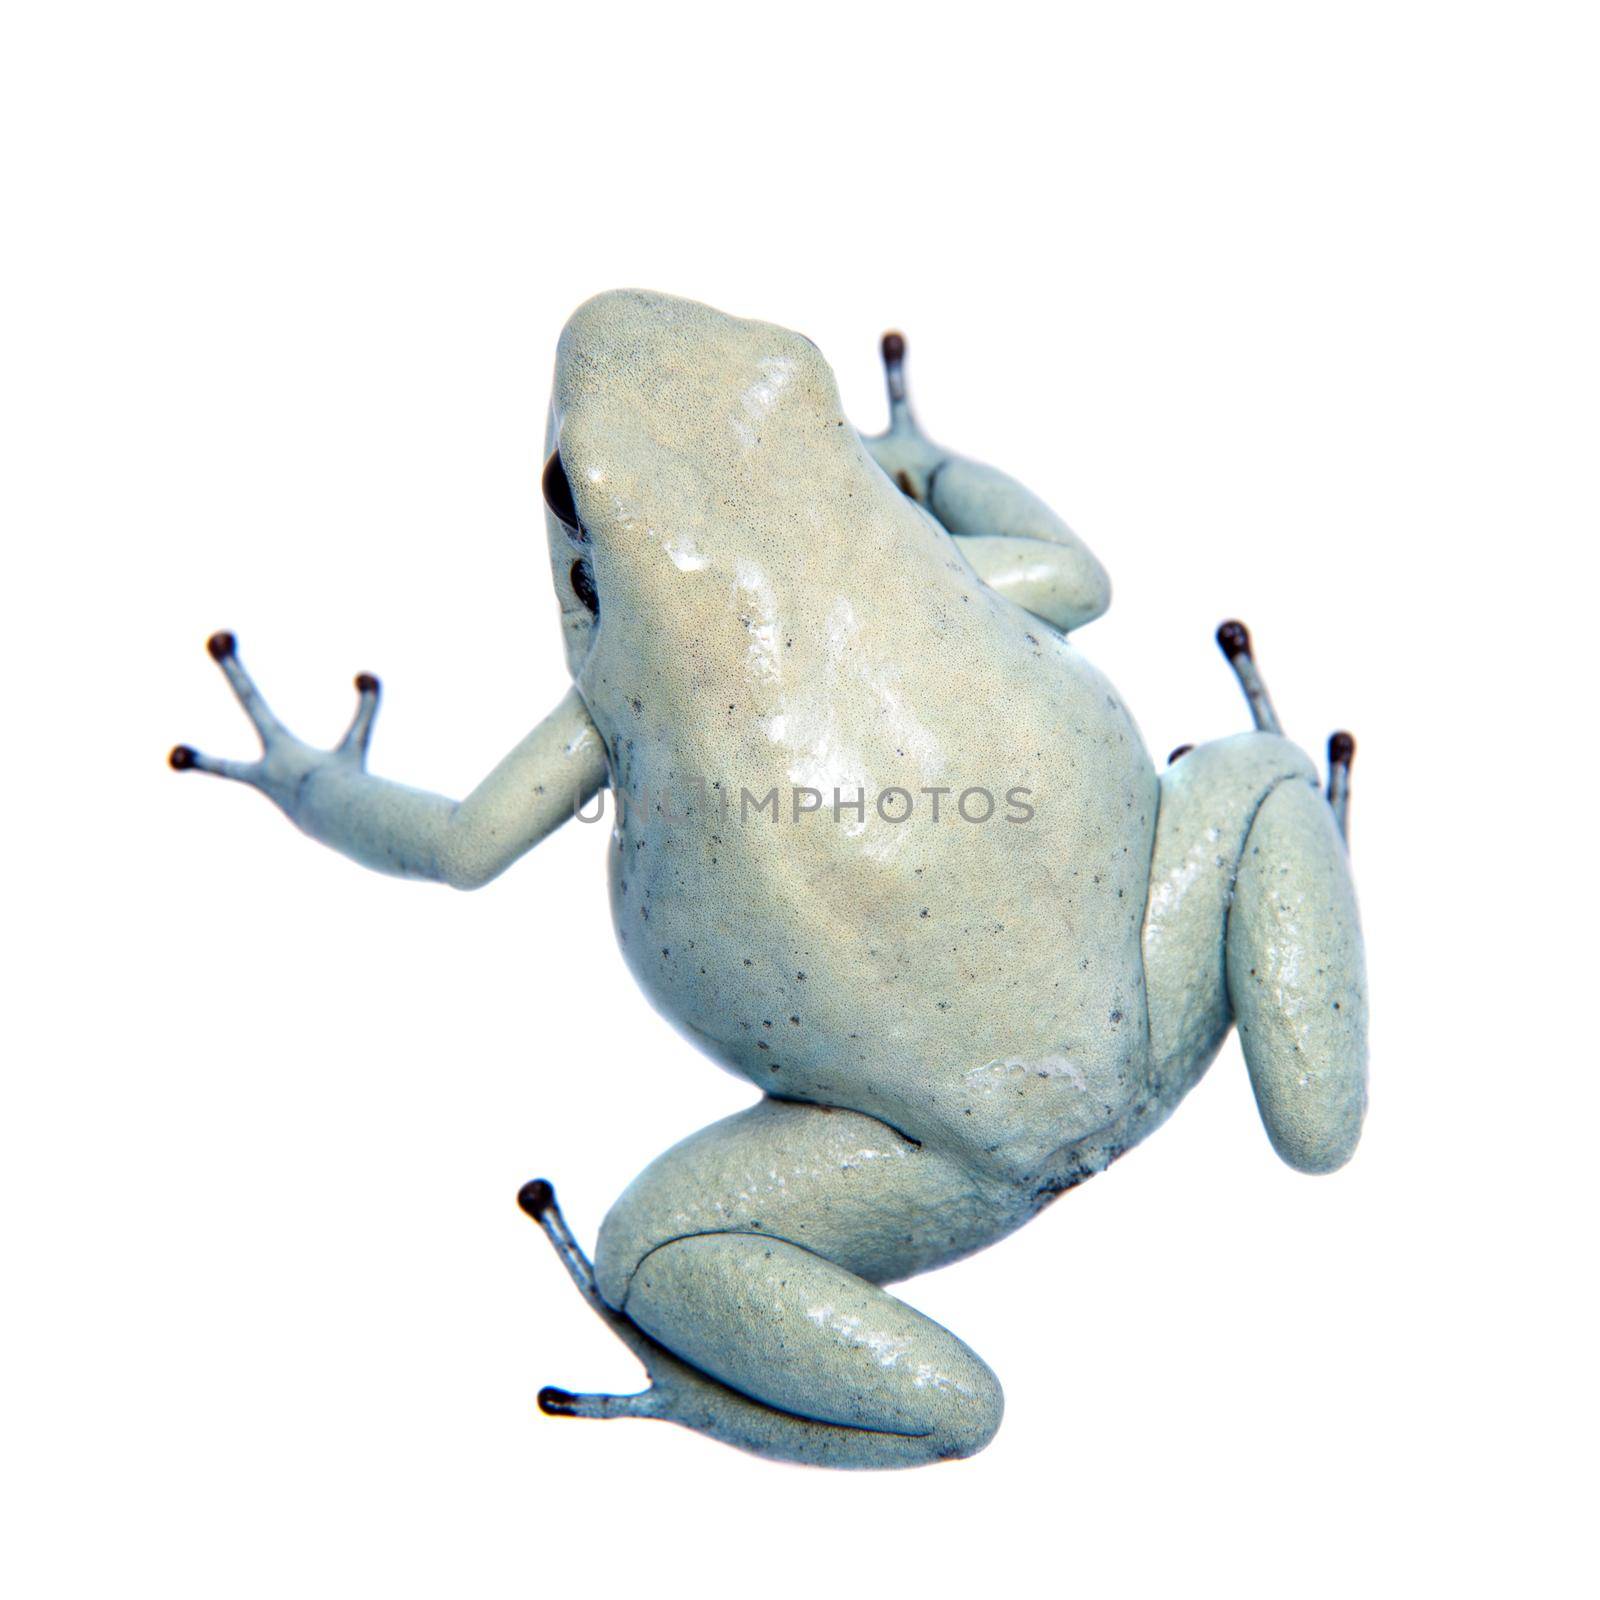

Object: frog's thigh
[595,1098,1014,1305]
[1143,733,1318,1105]
[592,1099,1011,1460]
[1227,778,1368,1173]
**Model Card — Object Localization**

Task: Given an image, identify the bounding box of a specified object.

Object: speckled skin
[172,290,1367,1469]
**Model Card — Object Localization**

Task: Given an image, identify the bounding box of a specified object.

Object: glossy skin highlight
[172,290,1367,1468]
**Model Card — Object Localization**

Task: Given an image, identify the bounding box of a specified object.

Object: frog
[171,289,1367,1470]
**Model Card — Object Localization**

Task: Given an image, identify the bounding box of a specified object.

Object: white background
[4,3,1595,1595]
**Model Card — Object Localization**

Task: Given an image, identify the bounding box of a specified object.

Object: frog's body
[559,293,1156,1188]
[173,290,1368,1469]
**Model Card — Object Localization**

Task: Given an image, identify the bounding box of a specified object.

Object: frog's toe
[1327,729,1356,841]
[1215,617,1283,735]
[335,672,381,767]
[536,1384,659,1421]
[167,742,261,784]
[519,1178,659,1360]
[202,630,287,746]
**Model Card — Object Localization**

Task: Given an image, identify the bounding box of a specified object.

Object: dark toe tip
[1167,743,1194,765]
[537,1386,577,1416]
[880,330,906,365]
[169,744,197,771]
[1329,730,1356,765]
[206,630,237,661]
[354,672,380,694]
[1216,620,1251,660]
[517,1178,555,1219]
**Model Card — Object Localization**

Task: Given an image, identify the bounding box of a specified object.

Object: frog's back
[595,558,1159,1182]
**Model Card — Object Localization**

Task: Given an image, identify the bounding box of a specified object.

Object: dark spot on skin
[1110,1010,1123,1023]
[895,469,920,502]
[789,1016,799,1025]
[516,1179,555,1219]
[570,558,599,617]
[168,744,196,770]
[206,630,236,661]
[1216,619,1251,660]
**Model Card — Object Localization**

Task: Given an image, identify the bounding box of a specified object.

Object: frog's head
[541,290,893,676]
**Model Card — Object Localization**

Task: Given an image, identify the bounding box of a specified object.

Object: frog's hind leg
[522,1100,1013,1469]
[1143,621,1368,1169]
[1227,772,1367,1171]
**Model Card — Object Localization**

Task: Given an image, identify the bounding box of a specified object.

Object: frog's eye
[542,451,588,542]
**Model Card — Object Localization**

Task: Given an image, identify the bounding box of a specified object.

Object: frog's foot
[169,631,382,795]
[516,1179,669,1423]
[518,1177,1000,1469]
[1215,620,1357,843]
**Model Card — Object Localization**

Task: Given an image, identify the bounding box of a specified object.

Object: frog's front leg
[1143,623,1367,1171]
[170,632,608,888]
[861,332,1111,632]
